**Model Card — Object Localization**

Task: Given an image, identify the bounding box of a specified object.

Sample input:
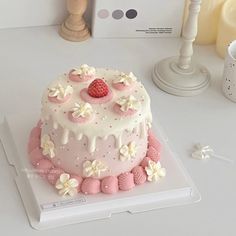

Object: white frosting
[83,160,107,177]
[72,64,95,76]
[113,72,137,85]
[71,102,93,118]
[145,160,166,182]
[48,83,73,100]
[55,173,78,196]
[116,95,140,112]
[41,68,152,153]
[40,134,55,158]
[119,141,137,162]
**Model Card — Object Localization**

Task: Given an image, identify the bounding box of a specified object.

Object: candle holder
[152,0,211,96]
[59,0,90,42]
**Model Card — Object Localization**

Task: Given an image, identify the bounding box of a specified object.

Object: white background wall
[0,0,94,29]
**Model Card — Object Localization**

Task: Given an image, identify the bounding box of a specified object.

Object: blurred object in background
[216,0,236,58]
[184,0,226,45]
[92,0,186,38]
[222,40,236,102]
[59,0,90,42]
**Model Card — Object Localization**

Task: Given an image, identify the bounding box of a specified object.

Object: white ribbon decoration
[192,143,234,164]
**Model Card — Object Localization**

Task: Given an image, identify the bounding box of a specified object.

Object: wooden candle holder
[59,0,90,42]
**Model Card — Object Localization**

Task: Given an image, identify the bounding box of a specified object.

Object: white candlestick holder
[152,0,211,96]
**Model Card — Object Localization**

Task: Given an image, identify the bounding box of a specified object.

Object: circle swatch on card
[97,9,109,19]
[112,10,124,20]
[126,9,138,19]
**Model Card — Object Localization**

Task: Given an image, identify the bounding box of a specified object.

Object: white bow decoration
[192,143,234,164]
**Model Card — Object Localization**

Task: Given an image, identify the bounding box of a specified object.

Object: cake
[28,64,166,196]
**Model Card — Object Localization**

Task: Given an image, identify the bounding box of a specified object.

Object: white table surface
[0,26,235,235]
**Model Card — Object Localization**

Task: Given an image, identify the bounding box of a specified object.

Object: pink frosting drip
[113,104,137,117]
[47,168,64,185]
[48,94,71,104]
[147,146,160,162]
[118,172,135,191]
[69,70,94,82]
[29,147,44,166]
[101,176,119,194]
[132,166,147,185]
[81,178,101,194]
[112,82,133,91]
[68,111,91,123]
[80,88,113,104]
[36,159,54,177]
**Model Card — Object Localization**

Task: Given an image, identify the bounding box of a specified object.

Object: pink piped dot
[68,111,92,123]
[132,166,147,185]
[118,172,135,191]
[113,104,137,117]
[69,70,94,82]
[80,88,113,104]
[47,168,64,185]
[29,148,44,166]
[81,178,101,195]
[140,156,152,168]
[101,176,118,194]
[48,94,71,104]
[70,175,83,192]
[36,159,54,177]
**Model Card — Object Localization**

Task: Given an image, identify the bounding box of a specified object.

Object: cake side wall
[41,118,149,179]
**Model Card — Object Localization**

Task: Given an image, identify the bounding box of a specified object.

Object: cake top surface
[41,65,152,150]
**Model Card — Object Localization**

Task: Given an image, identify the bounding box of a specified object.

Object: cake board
[0,113,201,230]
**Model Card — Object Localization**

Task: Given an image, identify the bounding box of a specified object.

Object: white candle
[184,0,226,45]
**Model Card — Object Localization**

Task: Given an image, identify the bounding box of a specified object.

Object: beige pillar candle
[216,0,236,58]
[184,0,225,45]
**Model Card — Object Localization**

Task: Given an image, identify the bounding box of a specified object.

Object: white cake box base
[0,113,201,230]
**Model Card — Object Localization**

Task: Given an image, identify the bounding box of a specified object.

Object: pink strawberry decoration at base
[132,166,147,185]
[148,129,162,152]
[140,156,152,168]
[147,146,161,162]
[88,79,109,98]
[118,172,135,191]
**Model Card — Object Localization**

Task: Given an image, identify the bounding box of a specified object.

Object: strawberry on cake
[28,64,166,196]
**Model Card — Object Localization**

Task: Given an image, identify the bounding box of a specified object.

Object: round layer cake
[28,65,166,196]
[41,65,152,179]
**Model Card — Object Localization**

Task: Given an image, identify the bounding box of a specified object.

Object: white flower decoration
[48,84,73,101]
[40,134,55,158]
[83,160,107,177]
[71,102,93,118]
[116,95,140,112]
[72,64,95,76]
[113,72,137,86]
[145,160,166,182]
[119,141,137,162]
[55,173,78,196]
